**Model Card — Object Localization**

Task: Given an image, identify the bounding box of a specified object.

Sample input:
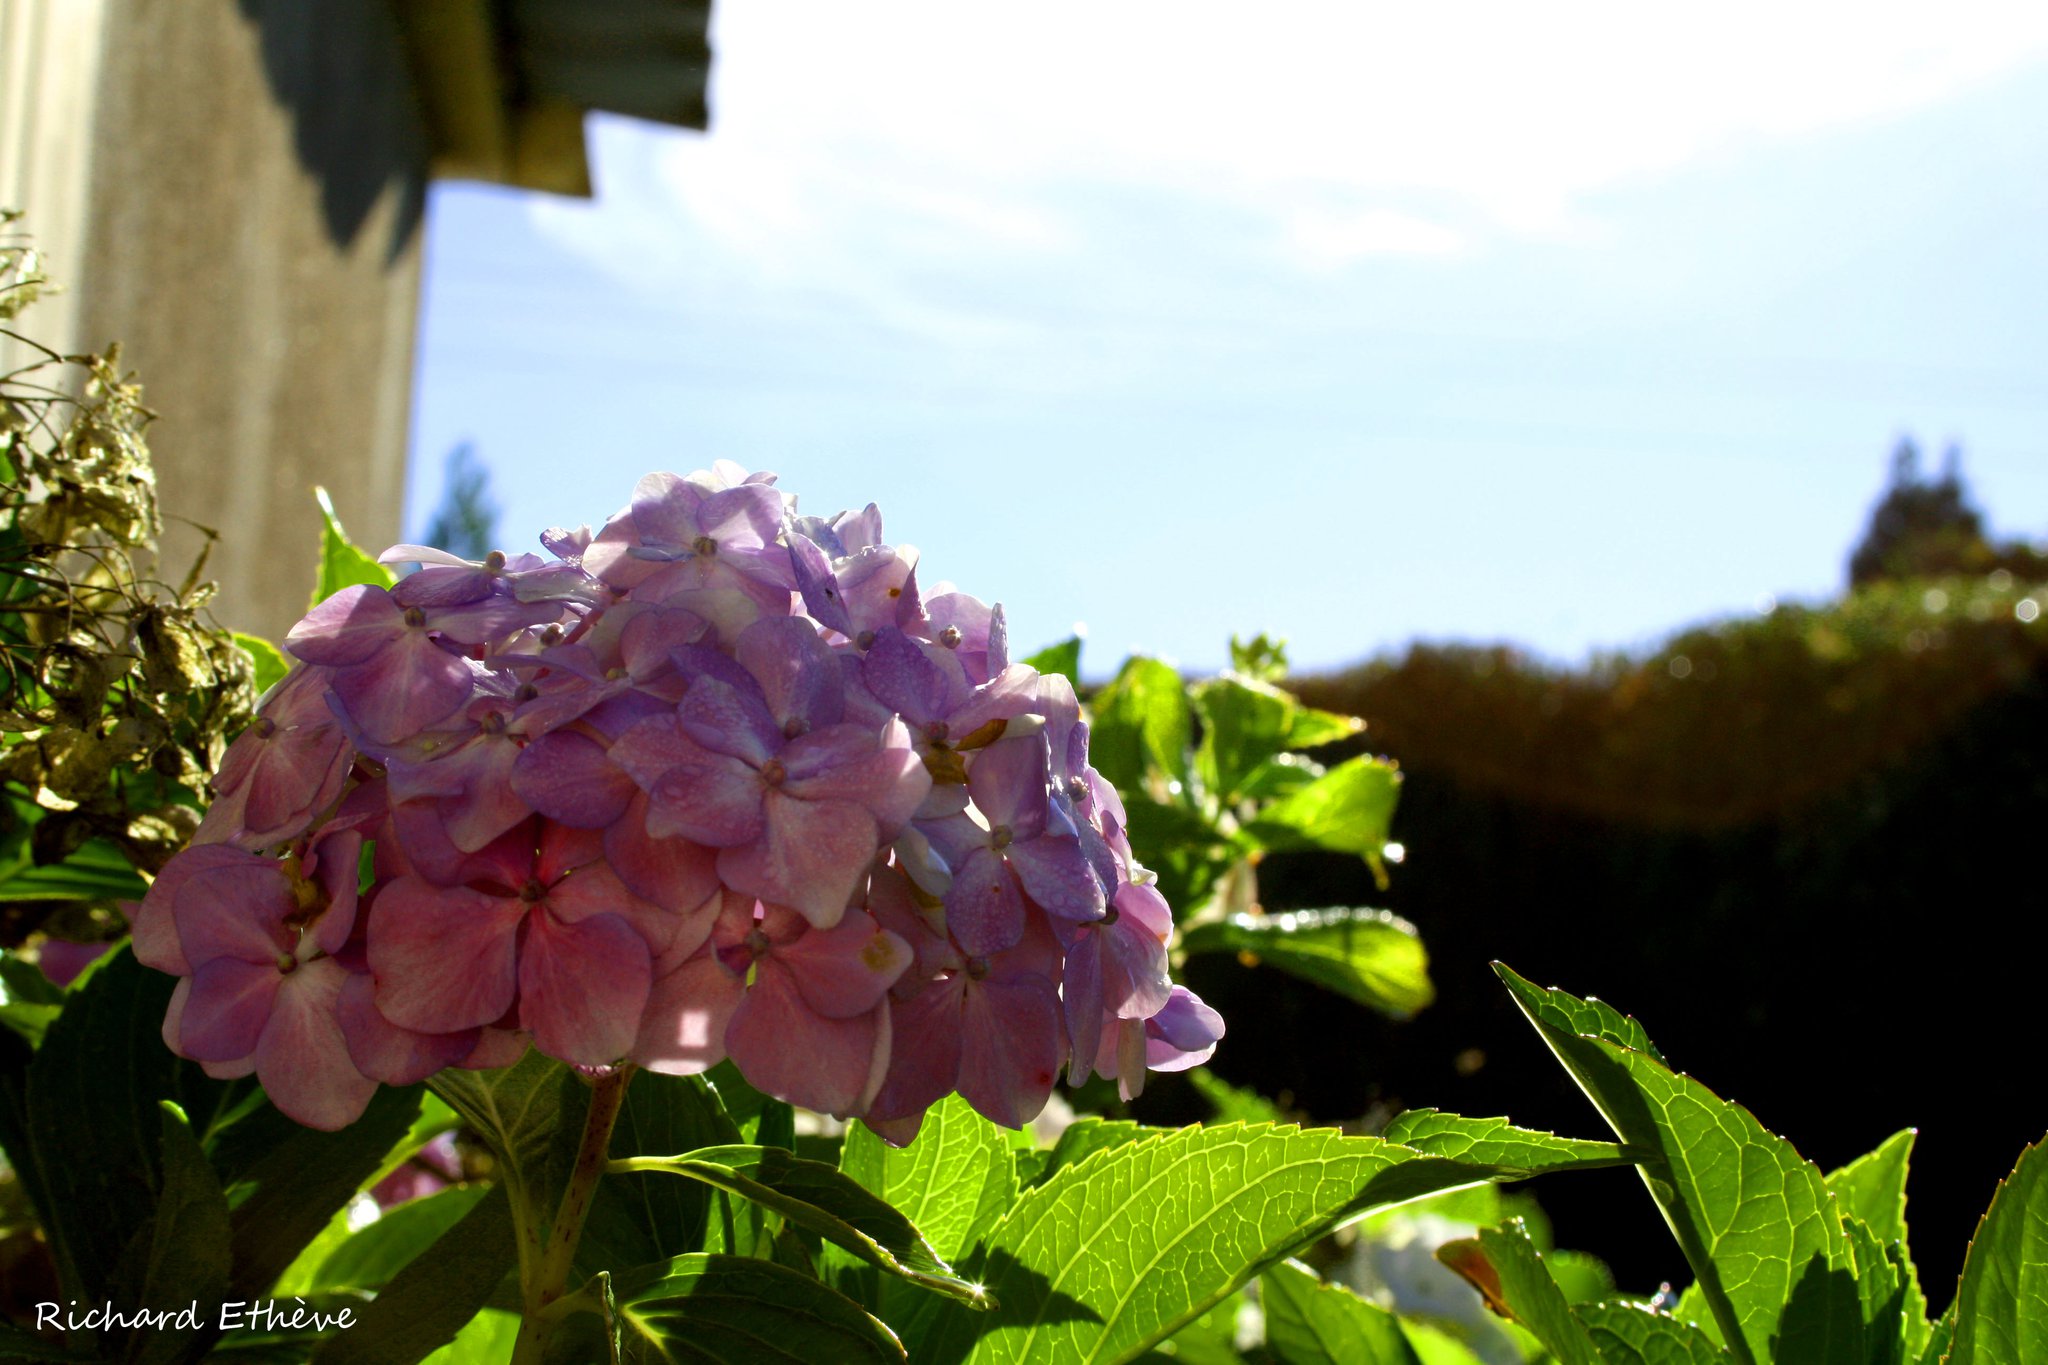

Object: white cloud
[532,1,2048,296]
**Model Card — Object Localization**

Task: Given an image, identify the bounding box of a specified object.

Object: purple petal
[367,880,524,1033]
[736,615,843,734]
[726,965,886,1117]
[512,730,636,828]
[957,972,1060,1128]
[944,848,1026,957]
[1008,835,1108,923]
[645,751,767,847]
[285,585,400,666]
[786,527,855,636]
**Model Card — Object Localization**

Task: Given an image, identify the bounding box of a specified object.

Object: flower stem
[510,1064,635,1365]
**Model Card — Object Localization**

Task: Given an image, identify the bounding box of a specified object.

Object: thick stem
[510,1064,635,1365]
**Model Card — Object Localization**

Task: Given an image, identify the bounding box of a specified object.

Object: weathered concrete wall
[69,0,427,643]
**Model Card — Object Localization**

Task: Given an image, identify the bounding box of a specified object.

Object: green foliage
[550,1255,906,1364]
[609,1144,985,1306]
[1179,907,1432,1018]
[1946,1139,2048,1364]
[1380,1111,1632,1176]
[1261,1258,1427,1364]
[1063,633,1423,1026]
[312,485,395,606]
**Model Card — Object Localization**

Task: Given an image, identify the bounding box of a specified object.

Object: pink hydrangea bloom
[139,466,1219,1133]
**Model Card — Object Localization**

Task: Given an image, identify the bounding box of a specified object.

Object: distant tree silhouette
[1847,439,1993,587]
[420,442,500,561]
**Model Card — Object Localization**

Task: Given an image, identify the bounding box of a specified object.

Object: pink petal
[330,634,474,744]
[255,959,379,1130]
[173,861,295,966]
[604,795,722,916]
[958,973,1062,1128]
[180,957,282,1061]
[632,950,745,1076]
[777,913,911,1020]
[943,848,1026,957]
[337,971,477,1084]
[725,963,886,1117]
[134,845,253,974]
[865,975,963,1123]
[717,793,877,928]
[367,879,524,1033]
[518,910,651,1065]
[646,751,766,846]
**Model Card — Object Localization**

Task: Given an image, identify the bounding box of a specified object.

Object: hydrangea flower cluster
[135,466,1222,1135]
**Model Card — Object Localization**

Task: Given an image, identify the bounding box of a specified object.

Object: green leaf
[550,1254,907,1364]
[839,1097,1017,1330]
[1090,656,1191,794]
[0,948,64,1045]
[19,947,240,1307]
[1180,908,1433,1019]
[1946,1136,2048,1365]
[922,1122,1554,1365]
[1381,1111,1634,1176]
[420,1309,519,1364]
[0,835,147,902]
[429,1048,583,1276]
[1843,1216,1909,1365]
[129,1101,234,1365]
[1285,705,1364,751]
[1192,674,1297,803]
[1826,1130,1927,1356]
[1241,754,1400,866]
[1436,1219,1604,1365]
[311,1183,517,1365]
[223,1083,425,1298]
[1825,1130,1913,1245]
[311,485,394,607]
[1038,1118,1159,1185]
[609,1145,984,1307]
[1574,1301,1730,1365]
[1493,962,1665,1063]
[843,1096,1016,1267]
[233,632,290,695]
[1158,1289,1249,1365]
[1261,1258,1423,1365]
[1494,963,1861,1365]
[580,1070,741,1277]
[1023,636,1082,685]
[311,1185,489,1293]
[1186,1069,1286,1125]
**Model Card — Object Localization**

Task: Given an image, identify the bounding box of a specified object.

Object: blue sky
[410,2,2048,677]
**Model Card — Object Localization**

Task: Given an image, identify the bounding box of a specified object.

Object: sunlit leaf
[1261,1258,1423,1365]
[1946,1136,2048,1365]
[233,632,290,695]
[1574,1300,1729,1365]
[610,1145,984,1307]
[1090,656,1190,794]
[1180,908,1432,1019]
[921,1121,1558,1364]
[311,485,394,608]
[1241,754,1400,876]
[1438,1219,1603,1365]
[1022,636,1081,685]
[1495,964,1861,1365]
[1382,1111,1634,1176]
